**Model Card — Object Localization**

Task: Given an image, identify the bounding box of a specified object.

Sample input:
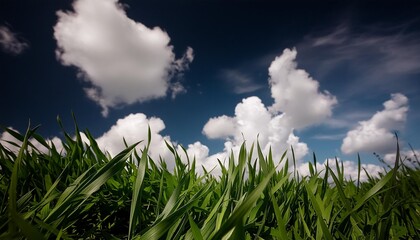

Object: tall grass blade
[210,168,276,240]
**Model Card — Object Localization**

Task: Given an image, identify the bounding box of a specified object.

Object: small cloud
[0,25,29,55]
[202,115,237,139]
[174,46,194,72]
[170,82,187,99]
[222,69,264,94]
[312,133,346,140]
[341,93,409,155]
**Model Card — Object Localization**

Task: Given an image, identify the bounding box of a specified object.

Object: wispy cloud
[221,69,264,94]
[0,24,29,55]
[312,133,346,141]
[298,22,420,96]
[323,111,374,129]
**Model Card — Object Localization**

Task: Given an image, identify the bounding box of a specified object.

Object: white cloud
[90,113,211,172]
[54,0,193,116]
[202,48,337,173]
[298,158,383,182]
[268,48,337,129]
[179,141,209,164]
[341,93,409,155]
[96,113,173,164]
[312,133,346,141]
[202,96,298,174]
[0,25,29,55]
[202,115,237,139]
[222,70,264,94]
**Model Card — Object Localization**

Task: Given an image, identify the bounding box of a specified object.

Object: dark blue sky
[1,0,419,176]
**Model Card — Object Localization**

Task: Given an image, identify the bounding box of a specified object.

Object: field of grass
[0,119,419,239]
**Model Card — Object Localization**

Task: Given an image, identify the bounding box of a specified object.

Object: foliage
[0,119,419,239]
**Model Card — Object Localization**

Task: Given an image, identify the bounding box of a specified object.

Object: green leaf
[304,182,333,240]
[210,168,276,240]
[188,214,203,240]
[128,144,148,239]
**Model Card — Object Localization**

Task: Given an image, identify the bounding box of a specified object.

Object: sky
[1,0,420,180]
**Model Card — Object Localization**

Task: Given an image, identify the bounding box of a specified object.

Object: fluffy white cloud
[90,113,211,172]
[202,48,336,173]
[178,141,209,165]
[54,0,193,116]
[0,25,29,55]
[202,96,309,173]
[341,93,409,155]
[298,158,383,182]
[96,113,173,164]
[202,115,237,139]
[269,48,337,129]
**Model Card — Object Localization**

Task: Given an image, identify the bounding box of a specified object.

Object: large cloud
[341,93,409,155]
[0,25,29,55]
[54,0,193,116]
[202,48,337,172]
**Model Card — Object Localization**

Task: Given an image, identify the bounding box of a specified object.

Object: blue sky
[1,0,419,179]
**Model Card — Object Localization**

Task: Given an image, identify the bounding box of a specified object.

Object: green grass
[0,119,419,239]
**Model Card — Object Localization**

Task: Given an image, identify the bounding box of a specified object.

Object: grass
[0,118,419,239]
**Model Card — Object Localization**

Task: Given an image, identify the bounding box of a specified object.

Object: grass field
[0,119,419,239]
